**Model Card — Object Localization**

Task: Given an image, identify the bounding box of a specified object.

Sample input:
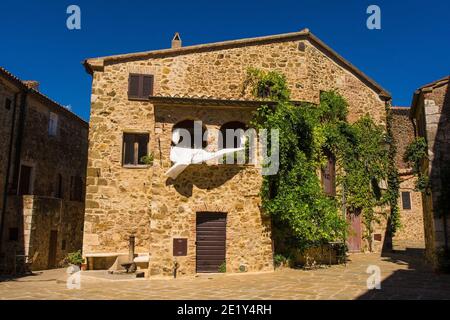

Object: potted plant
[140,153,154,166]
[64,250,85,272]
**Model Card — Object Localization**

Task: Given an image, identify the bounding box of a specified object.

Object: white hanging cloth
[165,146,244,179]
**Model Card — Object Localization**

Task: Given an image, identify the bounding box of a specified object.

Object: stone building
[0,67,88,272]
[390,107,425,250]
[410,76,450,266]
[82,29,393,277]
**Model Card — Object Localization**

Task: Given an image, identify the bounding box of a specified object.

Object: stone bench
[84,253,150,270]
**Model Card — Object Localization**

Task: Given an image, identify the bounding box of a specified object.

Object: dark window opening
[402,191,412,210]
[8,228,19,241]
[18,165,33,195]
[123,133,150,166]
[61,239,67,251]
[219,121,247,149]
[321,151,336,196]
[70,176,83,202]
[55,174,63,199]
[172,120,207,149]
[5,98,11,110]
[128,74,154,100]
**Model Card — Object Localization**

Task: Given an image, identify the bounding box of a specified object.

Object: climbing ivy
[385,105,401,234]
[404,137,429,192]
[245,68,398,252]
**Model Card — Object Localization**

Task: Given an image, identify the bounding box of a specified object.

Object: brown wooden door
[196,213,226,273]
[48,230,58,269]
[347,212,361,252]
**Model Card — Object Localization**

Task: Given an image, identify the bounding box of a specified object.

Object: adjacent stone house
[391,107,425,250]
[82,29,393,277]
[0,67,88,272]
[410,76,450,266]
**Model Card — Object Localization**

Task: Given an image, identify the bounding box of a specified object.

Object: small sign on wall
[173,238,187,256]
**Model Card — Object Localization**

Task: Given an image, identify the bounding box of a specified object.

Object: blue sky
[1,0,449,121]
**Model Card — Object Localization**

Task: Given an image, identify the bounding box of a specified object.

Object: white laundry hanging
[165,146,244,179]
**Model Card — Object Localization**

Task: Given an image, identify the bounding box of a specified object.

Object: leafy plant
[245,68,398,252]
[273,254,290,268]
[140,153,154,165]
[404,137,429,192]
[64,250,84,266]
[384,104,401,234]
[218,261,226,273]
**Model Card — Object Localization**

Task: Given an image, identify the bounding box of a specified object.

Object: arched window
[172,120,207,149]
[219,121,247,149]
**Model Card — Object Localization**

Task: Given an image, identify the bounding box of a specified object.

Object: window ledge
[127,97,150,102]
[123,164,152,169]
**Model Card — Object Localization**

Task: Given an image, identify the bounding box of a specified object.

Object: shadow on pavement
[357,248,450,300]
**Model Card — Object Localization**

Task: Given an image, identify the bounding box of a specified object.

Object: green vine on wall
[385,105,401,234]
[245,68,399,252]
[404,137,429,192]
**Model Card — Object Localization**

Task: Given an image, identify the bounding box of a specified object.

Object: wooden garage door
[196,212,226,273]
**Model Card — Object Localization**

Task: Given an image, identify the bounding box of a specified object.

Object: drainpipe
[0,91,23,254]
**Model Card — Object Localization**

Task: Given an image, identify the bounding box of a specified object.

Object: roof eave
[83,29,391,100]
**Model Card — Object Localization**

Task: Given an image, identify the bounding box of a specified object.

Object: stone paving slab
[0,251,449,300]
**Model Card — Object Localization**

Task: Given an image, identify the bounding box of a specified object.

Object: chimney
[23,80,40,91]
[171,32,182,49]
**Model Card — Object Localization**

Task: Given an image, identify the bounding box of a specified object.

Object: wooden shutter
[5,98,11,110]
[123,133,135,165]
[137,134,149,164]
[56,174,63,198]
[128,74,140,98]
[128,74,154,99]
[142,75,154,98]
[322,154,336,196]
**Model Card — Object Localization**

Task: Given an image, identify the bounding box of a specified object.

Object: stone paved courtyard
[0,250,449,300]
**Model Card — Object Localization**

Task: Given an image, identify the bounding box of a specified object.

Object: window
[4,98,11,110]
[61,239,67,251]
[128,74,154,100]
[48,112,58,136]
[219,121,249,164]
[219,121,247,149]
[402,191,412,210]
[70,176,83,202]
[172,120,207,149]
[8,228,18,241]
[123,133,150,166]
[55,174,63,198]
[18,165,33,195]
[321,152,336,196]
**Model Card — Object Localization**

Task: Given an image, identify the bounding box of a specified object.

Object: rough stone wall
[394,174,425,249]
[0,80,17,227]
[2,196,84,271]
[1,89,88,273]
[148,105,272,276]
[84,35,388,275]
[390,108,425,249]
[422,82,450,252]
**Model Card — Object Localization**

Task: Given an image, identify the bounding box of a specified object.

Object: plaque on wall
[173,238,188,256]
